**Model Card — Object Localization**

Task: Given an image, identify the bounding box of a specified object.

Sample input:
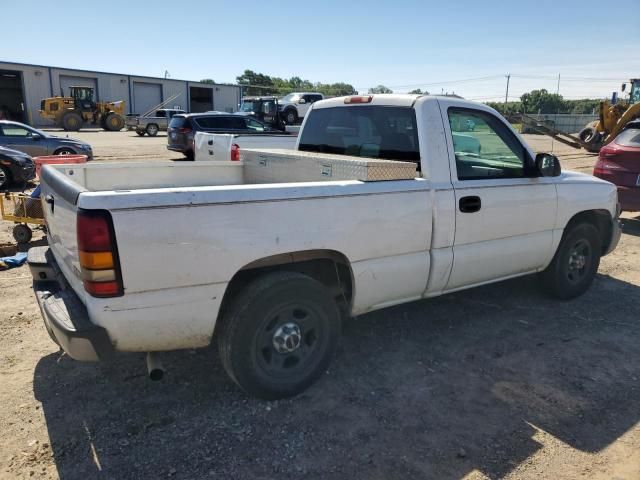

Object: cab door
[438,101,558,290]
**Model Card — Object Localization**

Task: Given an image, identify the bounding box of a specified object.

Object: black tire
[103,113,125,132]
[13,224,33,244]
[217,271,341,399]
[284,108,298,125]
[184,150,194,161]
[578,127,602,150]
[136,130,146,136]
[61,112,83,131]
[0,165,10,190]
[146,123,159,137]
[53,148,76,155]
[539,223,601,300]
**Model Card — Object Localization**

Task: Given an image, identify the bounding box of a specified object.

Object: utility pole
[504,73,511,107]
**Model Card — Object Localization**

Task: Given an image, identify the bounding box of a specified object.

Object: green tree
[236,70,275,95]
[520,89,564,114]
[368,85,393,94]
[408,88,427,95]
[200,79,215,84]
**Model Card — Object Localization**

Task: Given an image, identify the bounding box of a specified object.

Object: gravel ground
[0,131,638,480]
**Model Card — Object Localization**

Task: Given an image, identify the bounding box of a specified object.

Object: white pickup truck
[30,94,620,399]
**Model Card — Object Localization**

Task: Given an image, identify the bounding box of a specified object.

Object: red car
[593,127,640,211]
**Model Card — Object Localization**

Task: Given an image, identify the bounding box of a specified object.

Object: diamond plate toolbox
[242,149,417,183]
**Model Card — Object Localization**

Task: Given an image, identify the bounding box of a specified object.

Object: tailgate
[40,166,88,300]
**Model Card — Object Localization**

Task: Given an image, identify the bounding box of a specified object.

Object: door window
[1,125,31,137]
[448,108,530,180]
[244,118,265,131]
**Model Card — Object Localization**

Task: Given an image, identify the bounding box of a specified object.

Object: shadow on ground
[33,273,640,479]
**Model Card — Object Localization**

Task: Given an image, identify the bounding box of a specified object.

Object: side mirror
[30,133,42,140]
[535,153,561,177]
[298,99,306,104]
[621,83,627,92]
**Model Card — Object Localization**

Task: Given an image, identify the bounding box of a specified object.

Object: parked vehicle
[39,86,125,132]
[31,94,620,400]
[167,113,278,159]
[593,126,640,211]
[237,96,285,131]
[278,92,324,124]
[129,109,187,137]
[194,132,297,161]
[0,146,35,189]
[0,121,93,159]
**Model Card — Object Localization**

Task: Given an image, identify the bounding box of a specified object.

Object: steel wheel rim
[0,169,7,188]
[566,239,591,283]
[253,302,326,379]
[148,125,158,135]
[56,149,72,155]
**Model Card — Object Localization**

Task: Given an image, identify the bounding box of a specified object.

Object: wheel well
[217,250,354,330]
[565,209,612,253]
[53,147,76,155]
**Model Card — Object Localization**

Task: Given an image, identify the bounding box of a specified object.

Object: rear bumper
[29,246,114,361]
[10,164,36,183]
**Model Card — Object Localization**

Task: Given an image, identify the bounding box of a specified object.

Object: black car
[0,146,35,189]
[167,113,277,159]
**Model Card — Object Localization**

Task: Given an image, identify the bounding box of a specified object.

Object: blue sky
[4,0,639,100]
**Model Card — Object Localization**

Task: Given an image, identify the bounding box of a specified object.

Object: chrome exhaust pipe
[146,352,164,381]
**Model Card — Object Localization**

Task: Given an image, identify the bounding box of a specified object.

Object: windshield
[298,106,420,166]
[280,94,300,103]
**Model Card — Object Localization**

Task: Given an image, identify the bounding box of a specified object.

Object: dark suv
[167,113,276,159]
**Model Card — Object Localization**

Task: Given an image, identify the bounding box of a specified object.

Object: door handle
[459,195,481,213]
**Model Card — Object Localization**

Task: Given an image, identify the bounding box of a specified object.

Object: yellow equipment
[0,192,44,244]
[39,86,126,132]
[578,79,640,152]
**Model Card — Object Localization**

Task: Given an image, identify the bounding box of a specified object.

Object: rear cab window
[298,106,420,168]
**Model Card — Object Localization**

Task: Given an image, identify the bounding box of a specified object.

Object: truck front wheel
[539,223,601,299]
[217,271,341,399]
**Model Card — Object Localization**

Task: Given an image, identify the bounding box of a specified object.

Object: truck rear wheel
[539,223,601,299]
[217,271,341,399]
[284,109,298,125]
[61,112,83,131]
[146,123,159,136]
[103,113,124,131]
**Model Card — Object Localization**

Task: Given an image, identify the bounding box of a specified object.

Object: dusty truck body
[130,109,186,136]
[31,94,620,399]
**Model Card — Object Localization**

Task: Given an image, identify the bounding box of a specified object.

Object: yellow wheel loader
[39,86,126,132]
[578,79,640,152]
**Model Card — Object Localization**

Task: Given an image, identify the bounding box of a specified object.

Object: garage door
[133,82,162,115]
[59,75,98,98]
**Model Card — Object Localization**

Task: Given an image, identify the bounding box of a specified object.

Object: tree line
[204,73,602,114]
[486,89,602,115]
[233,70,357,97]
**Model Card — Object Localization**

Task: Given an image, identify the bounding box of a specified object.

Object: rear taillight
[77,209,123,297]
[177,127,192,134]
[231,143,240,161]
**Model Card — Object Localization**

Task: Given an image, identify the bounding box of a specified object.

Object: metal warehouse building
[0,61,242,126]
